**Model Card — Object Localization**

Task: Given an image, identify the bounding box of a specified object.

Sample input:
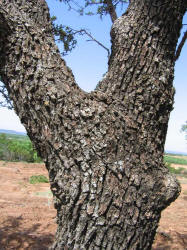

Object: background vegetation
[164,155,187,165]
[164,155,187,178]
[0,133,42,162]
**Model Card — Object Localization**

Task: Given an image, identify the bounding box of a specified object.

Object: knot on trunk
[162,172,181,207]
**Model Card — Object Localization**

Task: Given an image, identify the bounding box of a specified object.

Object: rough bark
[0,0,186,249]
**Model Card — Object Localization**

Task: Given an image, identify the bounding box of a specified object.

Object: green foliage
[51,16,77,55]
[181,121,187,140]
[29,175,49,184]
[0,133,42,163]
[84,0,128,18]
[0,81,13,109]
[164,155,187,165]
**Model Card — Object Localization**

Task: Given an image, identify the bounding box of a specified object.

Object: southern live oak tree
[0,0,187,249]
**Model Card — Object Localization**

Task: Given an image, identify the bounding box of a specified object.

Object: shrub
[29,175,49,184]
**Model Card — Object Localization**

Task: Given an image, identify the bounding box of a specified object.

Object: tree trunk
[0,0,186,249]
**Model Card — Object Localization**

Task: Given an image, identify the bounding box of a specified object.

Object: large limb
[96,0,186,162]
[0,0,83,158]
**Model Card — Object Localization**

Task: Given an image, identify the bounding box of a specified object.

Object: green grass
[164,155,187,165]
[29,175,49,184]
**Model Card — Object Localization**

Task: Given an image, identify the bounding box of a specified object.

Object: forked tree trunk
[0,0,186,249]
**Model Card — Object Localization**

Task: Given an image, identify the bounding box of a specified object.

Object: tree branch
[105,0,118,23]
[175,30,187,61]
[76,29,110,59]
[0,82,13,109]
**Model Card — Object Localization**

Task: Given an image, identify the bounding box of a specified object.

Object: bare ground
[0,161,186,250]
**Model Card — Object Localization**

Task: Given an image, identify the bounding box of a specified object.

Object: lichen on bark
[0,0,186,249]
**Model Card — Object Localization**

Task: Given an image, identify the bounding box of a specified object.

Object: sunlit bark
[0,0,186,249]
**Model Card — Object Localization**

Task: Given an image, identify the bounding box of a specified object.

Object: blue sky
[0,1,186,153]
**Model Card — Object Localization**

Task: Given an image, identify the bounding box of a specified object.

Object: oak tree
[0,0,186,249]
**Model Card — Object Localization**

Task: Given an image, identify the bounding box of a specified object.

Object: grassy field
[164,155,187,165]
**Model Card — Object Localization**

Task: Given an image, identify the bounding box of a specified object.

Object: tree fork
[0,0,186,249]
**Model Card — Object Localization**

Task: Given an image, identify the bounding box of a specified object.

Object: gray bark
[0,0,186,249]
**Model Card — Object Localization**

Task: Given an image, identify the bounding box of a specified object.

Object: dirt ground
[0,161,186,250]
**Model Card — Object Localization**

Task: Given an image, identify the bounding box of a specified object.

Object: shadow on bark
[0,216,54,250]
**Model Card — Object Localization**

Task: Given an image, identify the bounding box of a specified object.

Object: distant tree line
[0,133,42,162]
